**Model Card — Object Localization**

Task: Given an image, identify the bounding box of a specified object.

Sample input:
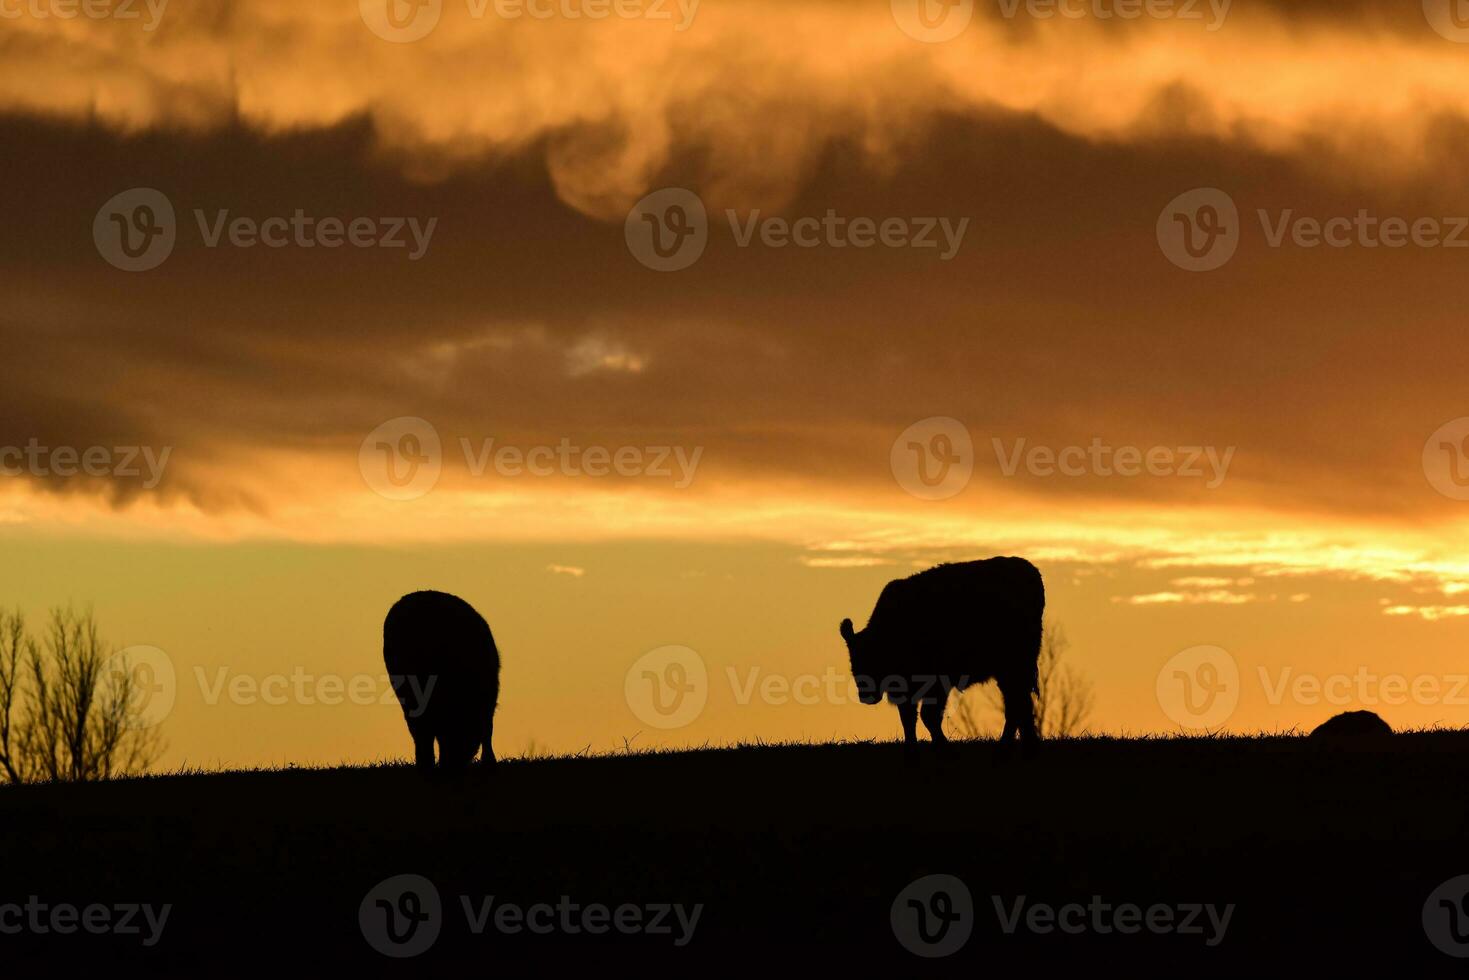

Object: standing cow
[839,557,1044,753]
[383,590,500,772]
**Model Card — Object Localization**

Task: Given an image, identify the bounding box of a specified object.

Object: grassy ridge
[3,733,1468,972]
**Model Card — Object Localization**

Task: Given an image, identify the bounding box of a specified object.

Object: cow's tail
[1031,566,1046,695]
[1034,602,1045,693]
[1030,622,1041,695]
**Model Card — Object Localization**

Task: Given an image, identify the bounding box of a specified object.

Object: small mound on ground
[1308,710,1392,738]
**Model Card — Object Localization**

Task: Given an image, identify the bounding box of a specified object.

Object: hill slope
[3,734,1468,972]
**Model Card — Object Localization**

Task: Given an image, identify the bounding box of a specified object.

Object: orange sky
[3,0,1469,768]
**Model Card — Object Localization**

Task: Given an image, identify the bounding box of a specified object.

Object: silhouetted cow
[383,591,500,771]
[839,557,1044,753]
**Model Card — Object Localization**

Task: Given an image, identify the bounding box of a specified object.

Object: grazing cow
[383,591,500,772]
[839,557,1044,752]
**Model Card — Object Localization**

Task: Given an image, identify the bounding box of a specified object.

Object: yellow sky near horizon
[5,472,1469,769]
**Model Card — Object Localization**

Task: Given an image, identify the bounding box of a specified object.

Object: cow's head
[839,618,883,705]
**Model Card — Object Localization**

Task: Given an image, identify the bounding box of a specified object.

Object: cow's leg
[920,688,951,750]
[409,723,435,771]
[998,676,1016,743]
[478,711,496,773]
[999,673,1039,757]
[896,700,919,751]
[997,676,1027,755]
[1017,694,1040,757]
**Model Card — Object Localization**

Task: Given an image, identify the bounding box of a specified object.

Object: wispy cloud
[1381,604,1469,621]
[1114,590,1260,606]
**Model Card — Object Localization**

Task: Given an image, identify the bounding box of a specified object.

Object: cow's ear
[839,618,855,642]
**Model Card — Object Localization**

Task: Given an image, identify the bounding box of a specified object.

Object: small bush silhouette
[0,606,163,784]
[1309,710,1391,738]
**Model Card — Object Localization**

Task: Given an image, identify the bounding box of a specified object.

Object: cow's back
[383,590,500,720]
[878,558,1042,629]
[869,557,1044,686]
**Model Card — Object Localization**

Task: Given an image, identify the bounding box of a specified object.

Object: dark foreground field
[4,733,1469,973]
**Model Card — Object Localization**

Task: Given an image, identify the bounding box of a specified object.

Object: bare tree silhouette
[0,607,163,784]
[947,618,1095,739]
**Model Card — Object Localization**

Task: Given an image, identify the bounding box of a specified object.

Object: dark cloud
[1,3,1466,523]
